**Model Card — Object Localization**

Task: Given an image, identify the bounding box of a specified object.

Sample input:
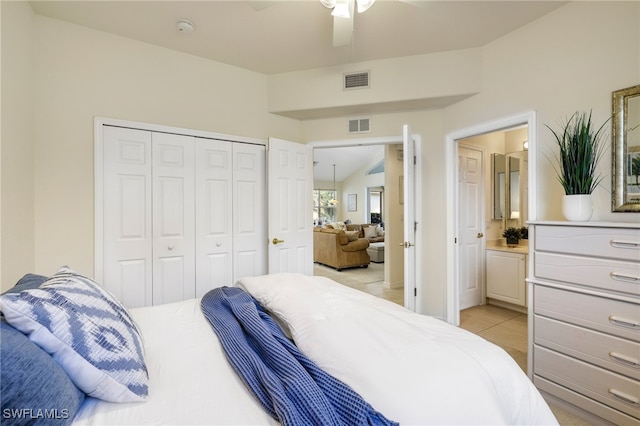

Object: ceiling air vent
[344,71,370,90]
[348,118,371,134]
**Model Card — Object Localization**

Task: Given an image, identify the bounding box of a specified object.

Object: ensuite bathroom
[461,125,530,314]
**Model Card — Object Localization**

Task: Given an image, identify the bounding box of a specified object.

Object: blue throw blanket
[200,287,397,426]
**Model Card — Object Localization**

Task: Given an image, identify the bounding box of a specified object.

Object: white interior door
[233,143,267,280]
[103,126,153,308]
[402,125,416,311]
[151,132,195,305]
[267,137,313,275]
[194,139,233,297]
[458,144,484,310]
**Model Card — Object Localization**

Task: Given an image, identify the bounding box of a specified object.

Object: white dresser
[529,222,640,425]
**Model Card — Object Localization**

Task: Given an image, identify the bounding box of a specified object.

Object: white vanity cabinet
[486,248,527,306]
[529,222,640,425]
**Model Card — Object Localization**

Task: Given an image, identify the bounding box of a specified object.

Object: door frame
[445,111,537,325]
[308,134,422,311]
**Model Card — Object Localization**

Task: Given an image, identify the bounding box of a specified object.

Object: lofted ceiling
[313,144,385,182]
[27,0,565,182]
[28,0,566,76]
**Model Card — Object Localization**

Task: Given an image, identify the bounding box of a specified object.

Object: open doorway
[445,112,536,325]
[309,137,411,307]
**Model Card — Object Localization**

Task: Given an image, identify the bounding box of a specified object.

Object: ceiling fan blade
[333,14,353,47]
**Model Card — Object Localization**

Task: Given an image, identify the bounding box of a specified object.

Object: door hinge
[413,155,416,165]
[414,288,417,297]
[454,237,457,244]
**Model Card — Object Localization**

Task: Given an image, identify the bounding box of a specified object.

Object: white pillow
[331,221,347,231]
[364,226,378,239]
[0,266,149,403]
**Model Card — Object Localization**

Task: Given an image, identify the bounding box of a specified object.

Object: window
[313,189,337,225]
[369,190,383,224]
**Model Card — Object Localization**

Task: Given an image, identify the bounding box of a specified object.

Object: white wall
[27,14,302,282]
[300,2,639,317]
[341,155,384,224]
[1,2,637,310]
[444,1,639,223]
[268,49,482,116]
[1,1,35,289]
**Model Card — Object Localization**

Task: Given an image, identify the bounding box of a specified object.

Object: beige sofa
[313,228,370,270]
[346,223,385,243]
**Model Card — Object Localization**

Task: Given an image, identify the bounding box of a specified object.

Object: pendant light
[329,164,338,205]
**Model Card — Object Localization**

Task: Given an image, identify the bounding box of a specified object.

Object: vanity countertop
[486,239,529,254]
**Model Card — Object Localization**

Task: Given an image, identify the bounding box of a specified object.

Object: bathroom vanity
[486,242,528,307]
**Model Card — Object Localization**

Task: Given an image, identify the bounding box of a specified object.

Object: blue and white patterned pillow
[0,266,149,403]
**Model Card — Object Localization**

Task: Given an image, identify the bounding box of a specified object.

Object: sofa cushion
[344,230,359,242]
[364,225,378,239]
[341,238,370,252]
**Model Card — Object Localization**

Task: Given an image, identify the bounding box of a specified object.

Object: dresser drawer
[534,285,640,342]
[535,346,640,419]
[535,252,640,296]
[535,315,640,380]
[535,225,640,261]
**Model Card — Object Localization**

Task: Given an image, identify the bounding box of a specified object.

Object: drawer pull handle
[609,316,640,329]
[608,388,639,405]
[609,352,640,368]
[610,239,640,249]
[610,272,640,283]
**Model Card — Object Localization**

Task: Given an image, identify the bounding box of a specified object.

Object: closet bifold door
[103,126,153,308]
[233,143,267,283]
[151,132,196,305]
[194,138,233,297]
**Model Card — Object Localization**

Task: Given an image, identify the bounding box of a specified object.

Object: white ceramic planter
[562,194,593,221]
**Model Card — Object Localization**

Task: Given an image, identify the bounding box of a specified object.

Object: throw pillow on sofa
[344,231,359,242]
[364,226,378,239]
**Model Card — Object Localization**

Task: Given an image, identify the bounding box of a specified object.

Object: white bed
[72,273,557,425]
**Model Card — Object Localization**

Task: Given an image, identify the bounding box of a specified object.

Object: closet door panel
[152,133,195,305]
[103,126,152,308]
[195,139,233,296]
[234,144,267,282]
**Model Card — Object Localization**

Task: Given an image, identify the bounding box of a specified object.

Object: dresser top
[527,220,640,229]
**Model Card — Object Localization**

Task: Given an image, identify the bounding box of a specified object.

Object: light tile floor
[313,262,404,305]
[460,304,596,426]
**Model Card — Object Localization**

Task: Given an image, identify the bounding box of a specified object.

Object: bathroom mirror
[492,151,528,224]
[507,155,520,221]
[492,153,506,219]
[612,84,640,212]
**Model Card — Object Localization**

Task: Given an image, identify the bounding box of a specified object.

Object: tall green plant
[546,111,609,195]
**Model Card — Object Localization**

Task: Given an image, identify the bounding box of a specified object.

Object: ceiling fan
[320,0,376,47]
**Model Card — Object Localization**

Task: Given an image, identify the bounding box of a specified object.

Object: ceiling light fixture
[329,164,339,205]
[320,0,375,19]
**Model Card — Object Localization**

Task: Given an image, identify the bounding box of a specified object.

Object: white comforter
[74,273,557,425]
[237,273,558,425]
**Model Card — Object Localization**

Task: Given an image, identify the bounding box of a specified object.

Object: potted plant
[546,110,609,221]
[502,227,521,247]
[518,226,528,240]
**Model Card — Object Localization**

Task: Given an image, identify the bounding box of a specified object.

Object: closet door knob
[168,245,174,251]
[272,238,285,245]
[477,232,484,238]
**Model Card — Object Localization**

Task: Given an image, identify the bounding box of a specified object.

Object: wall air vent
[348,118,371,134]
[344,71,370,90]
